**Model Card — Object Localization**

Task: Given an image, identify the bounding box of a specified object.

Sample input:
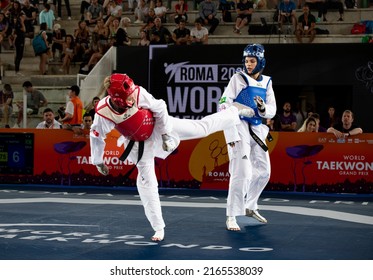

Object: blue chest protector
[234,73,270,126]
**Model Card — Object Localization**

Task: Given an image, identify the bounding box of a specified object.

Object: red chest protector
[96,96,155,141]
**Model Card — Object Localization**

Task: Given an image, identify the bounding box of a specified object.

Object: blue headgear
[242,44,266,75]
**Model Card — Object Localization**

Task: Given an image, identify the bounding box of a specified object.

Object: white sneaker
[134,20,143,24]
[226,216,240,231]
[246,209,268,223]
[26,108,34,114]
[13,123,20,128]
[67,17,72,20]
[16,72,24,76]
[81,65,89,71]
[56,17,61,21]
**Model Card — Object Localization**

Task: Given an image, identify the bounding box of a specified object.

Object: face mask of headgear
[242,44,266,75]
[107,73,136,108]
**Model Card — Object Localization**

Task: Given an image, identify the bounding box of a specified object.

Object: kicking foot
[226,216,240,231]
[246,209,268,223]
[232,102,255,118]
[151,229,164,241]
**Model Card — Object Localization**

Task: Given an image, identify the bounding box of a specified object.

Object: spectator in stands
[54,0,72,21]
[219,0,235,23]
[21,0,37,39]
[74,20,91,61]
[119,16,131,32]
[279,101,297,131]
[88,96,100,120]
[322,105,339,129]
[14,81,48,128]
[11,14,26,76]
[107,17,131,46]
[172,18,190,45]
[304,0,326,22]
[234,0,254,34]
[104,0,122,26]
[151,16,172,44]
[59,34,76,74]
[37,22,50,75]
[93,18,109,43]
[58,85,83,127]
[173,0,188,24]
[81,40,110,71]
[278,0,297,33]
[295,4,316,43]
[0,83,14,128]
[36,107,62,129]
[39,3,55,31]
[297,116,317,132]
[134,0,149,23]
[198,0,219,35]
[140,17,155,33]
[80,0,92,21]
[327,110,363,138]
[324,0,344,21]
[51,23,66,61]
[190,17,209,45]
[0,12,9,50]
[154,0,168,23]
[145,7,157,22]
[137,29,150,46]
[127,0,137,12]
[309,112,327,132]
[86,0,104,26]
[82,113,93,129]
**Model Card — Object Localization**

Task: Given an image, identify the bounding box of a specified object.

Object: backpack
[32,31,47,55]
[351,22,366,34]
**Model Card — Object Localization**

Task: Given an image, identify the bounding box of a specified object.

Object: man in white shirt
[36,108,62,129]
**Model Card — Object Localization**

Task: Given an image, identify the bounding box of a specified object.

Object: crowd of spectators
[268,100,363,138]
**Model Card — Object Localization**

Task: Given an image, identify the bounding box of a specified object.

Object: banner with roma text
[0,129,372,193]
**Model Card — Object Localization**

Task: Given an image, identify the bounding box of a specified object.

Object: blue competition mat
[0,185,372,260]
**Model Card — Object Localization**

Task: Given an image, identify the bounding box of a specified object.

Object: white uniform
[219,72,276,217]
[90,86,241,232]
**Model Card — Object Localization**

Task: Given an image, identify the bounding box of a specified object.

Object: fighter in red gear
[90,73,243,241]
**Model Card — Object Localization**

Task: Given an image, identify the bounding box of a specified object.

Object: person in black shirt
[327,110,363,138]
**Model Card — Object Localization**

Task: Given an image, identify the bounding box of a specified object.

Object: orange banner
[0,129,372,193]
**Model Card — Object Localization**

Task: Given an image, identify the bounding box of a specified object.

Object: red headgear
[107,73,136,108]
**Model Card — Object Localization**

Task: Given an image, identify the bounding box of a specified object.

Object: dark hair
[3,84,12,92]
[40,22,47,31]
[69,85,80,95]
[43,107,54,114]
[22,81,33,88]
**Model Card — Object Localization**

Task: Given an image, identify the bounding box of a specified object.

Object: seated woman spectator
[108,17,131,46]
[59,34,76,74]
[137,29,150,46]
[51,23,66,61]
[74,20,91,61]
[81,40,110,72]
[93,18,109,43]
[173,0,188,24]
[297,116,317,132]
[154,0,168,23]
